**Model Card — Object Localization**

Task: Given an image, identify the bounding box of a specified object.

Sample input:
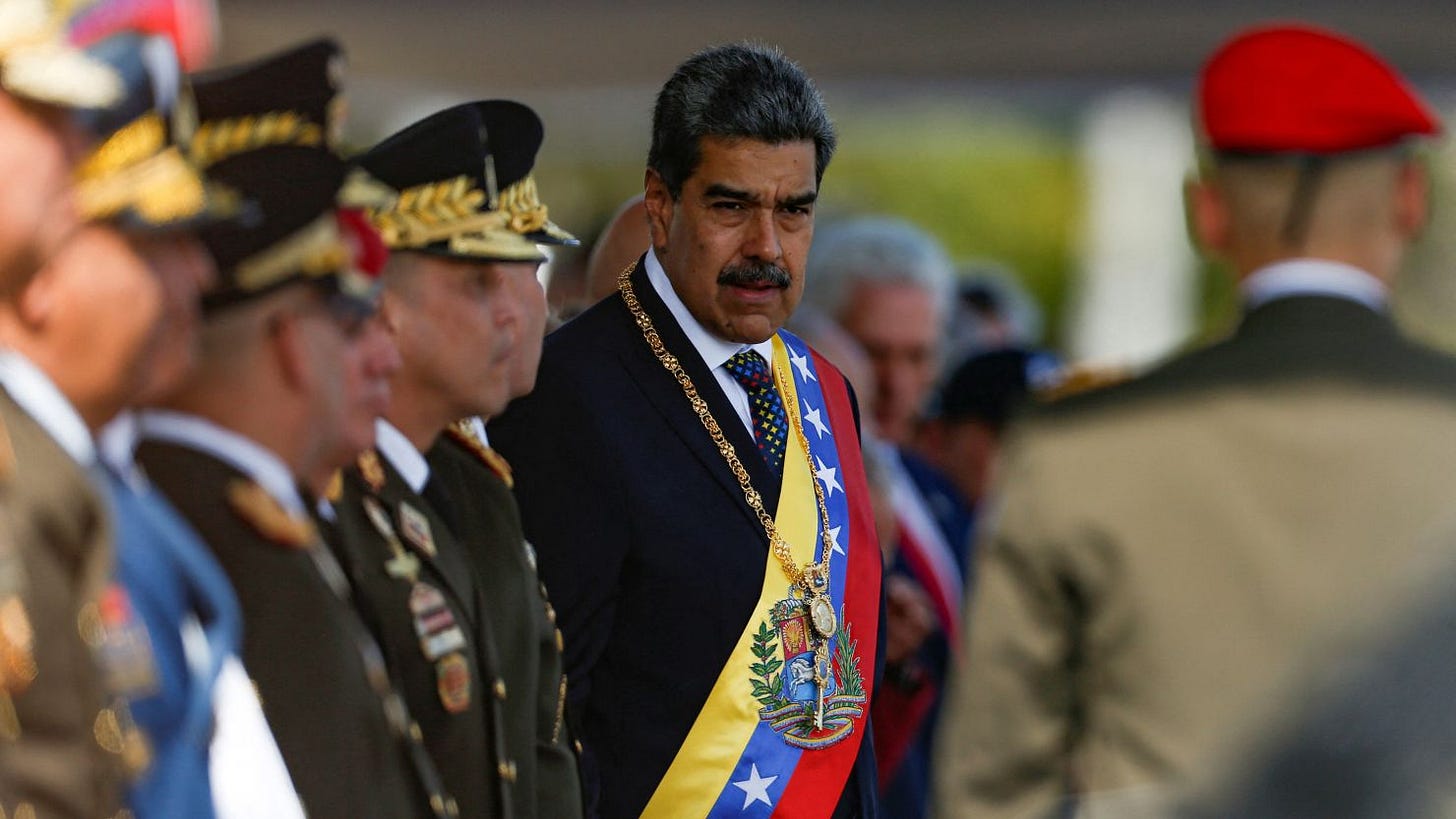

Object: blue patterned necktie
[723,349,788,476]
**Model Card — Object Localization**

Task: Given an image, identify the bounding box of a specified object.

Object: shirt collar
[644,248,775,372]
[136,409,307,516]
[374,418,429,494]
[0,350,95,466]
[1241,258,1387,312]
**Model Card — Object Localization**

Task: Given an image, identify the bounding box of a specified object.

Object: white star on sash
[826,524,845,557]
[803,402,831,440]
[814,457,842,497]
[789,348,816,383]
[732,763,777,809]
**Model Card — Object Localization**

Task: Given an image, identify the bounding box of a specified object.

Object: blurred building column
[1068,89,1198,368]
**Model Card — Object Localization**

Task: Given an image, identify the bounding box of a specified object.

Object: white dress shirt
[374,417,429,493]
[644,248,775,436]
[1241,258,1387,311]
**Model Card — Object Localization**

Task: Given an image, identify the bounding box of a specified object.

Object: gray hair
[648,42,836,198]
[802,216,955,323]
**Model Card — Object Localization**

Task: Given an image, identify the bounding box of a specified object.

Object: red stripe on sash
[774,351,882,815]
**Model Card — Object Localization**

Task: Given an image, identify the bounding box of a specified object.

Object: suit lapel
[613,261,781,531]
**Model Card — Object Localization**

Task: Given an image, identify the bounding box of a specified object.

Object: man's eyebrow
[703,183,757,203]
[780,191,818,208]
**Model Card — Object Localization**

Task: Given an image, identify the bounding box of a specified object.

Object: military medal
[436,651,472,713]
[364,496,420,581]
[409,582,466,661]
[398,501,437,557]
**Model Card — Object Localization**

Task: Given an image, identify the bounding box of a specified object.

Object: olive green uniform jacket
[328,447,513,819]
[0,390,128,819]
[934,296,1456,818]
[427,426,584,819]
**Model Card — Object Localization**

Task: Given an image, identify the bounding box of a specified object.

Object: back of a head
[802,216,954,324]
[648,41,836,197]
[1193,24,1441,270]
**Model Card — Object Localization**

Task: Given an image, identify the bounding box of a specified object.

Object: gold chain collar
[616,265,836,597]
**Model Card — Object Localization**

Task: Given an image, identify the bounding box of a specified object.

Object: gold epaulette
[446,420,513,489]
[323,470,343,503]
[1035,365,1134,403]
[226,479,316,549]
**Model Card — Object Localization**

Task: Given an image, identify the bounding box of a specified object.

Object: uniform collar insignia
[226,478,317,549]
[357,449,386,493]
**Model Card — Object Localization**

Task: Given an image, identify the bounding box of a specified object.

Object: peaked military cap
[188,38,381,314]
[345,100,577,263]
[69,32,242,232]
[1198,23,1440,156]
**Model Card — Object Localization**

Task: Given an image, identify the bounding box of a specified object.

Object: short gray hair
[803,216,955,323]
[649,42,836,198]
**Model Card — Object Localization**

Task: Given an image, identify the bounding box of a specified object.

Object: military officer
[0,14,228,817]
[133,40,452,819]
[331,99,582,819]
[933,24,1456,818]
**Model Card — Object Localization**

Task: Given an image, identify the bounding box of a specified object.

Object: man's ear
[1393,159,1430,241]
[15,254,62,330]
[1185,174,1232,257]
[643,168,674,250]
[269,306,312,393]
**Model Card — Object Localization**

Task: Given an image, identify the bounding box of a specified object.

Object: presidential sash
[642,331,881,818]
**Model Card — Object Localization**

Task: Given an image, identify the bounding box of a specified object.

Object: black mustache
[717,263,791,288]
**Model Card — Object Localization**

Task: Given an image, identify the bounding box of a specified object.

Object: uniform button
[574,739,583,754]
[430,794,444,813]
[498,760,518,782]
[493,678,507,700]
[555,628,564,651]
[94,708,124,754]
[445,797,460,817]
[77,603,104,648]
[410,721,424,742]
[544,603,556,624]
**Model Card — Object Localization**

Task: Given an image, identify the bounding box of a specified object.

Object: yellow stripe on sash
[641,336,817,817]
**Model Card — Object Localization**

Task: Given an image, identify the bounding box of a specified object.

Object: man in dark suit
[329,99,581,819]
[492,42,882,819]
[933,24,1456,818]
[135,40,452,819]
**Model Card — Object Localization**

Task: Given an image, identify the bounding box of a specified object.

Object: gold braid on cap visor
[234,211,350,293]
[189,110,326,169]
[73,112,211,223]
[359,173,572,261]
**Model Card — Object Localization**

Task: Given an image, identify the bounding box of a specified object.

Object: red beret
[1197,23,1440,155]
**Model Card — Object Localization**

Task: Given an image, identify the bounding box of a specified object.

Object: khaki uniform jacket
[426,427,584,819]
[935,296,1456,818]
[328,448,513,819]
[0,389,128,819]
[137,439,446,819]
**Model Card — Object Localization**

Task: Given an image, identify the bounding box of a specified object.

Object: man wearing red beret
[933,23,1456,818]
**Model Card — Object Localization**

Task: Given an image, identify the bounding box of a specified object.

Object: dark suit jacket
[935,295,1456,818]
[428,430,584,819]
[491,260,879,818]
[0,390,125,819]
[328,449,511,819]
[137,440,439,819]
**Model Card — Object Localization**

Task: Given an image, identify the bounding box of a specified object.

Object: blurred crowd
[3,2,1456,819]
